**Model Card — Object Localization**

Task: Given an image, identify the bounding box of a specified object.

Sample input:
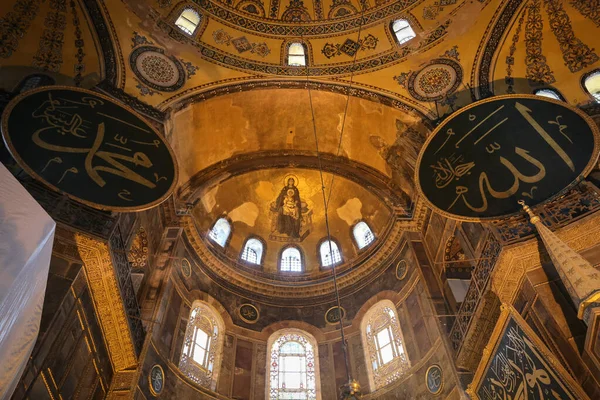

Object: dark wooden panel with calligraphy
[468,306,589,400]
[1,87,177,211]
[416,95,599,220]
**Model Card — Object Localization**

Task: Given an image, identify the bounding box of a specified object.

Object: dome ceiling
[192,167,392,274]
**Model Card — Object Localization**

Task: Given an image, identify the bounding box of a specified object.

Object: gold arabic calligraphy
[430,101,575,214]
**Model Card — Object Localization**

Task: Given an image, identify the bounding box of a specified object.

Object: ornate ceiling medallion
[130,46,186,92]
[395,259,408,280]
[238,303,260,323]
[407,58,462,102]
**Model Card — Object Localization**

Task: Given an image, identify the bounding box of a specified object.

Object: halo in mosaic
[130,46,186,92]
[407,58,463,101]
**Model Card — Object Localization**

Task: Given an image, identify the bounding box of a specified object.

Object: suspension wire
[300,5,367,385]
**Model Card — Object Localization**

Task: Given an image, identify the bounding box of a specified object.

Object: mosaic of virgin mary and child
[270,175,312,242]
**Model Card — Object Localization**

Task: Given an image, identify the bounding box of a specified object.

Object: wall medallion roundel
[426,364,443,395]
[415,95,600,221]
[1,86,178,212]
[396,260,408,280]
[325,306,346,325]
[130,46,186,92]
[181,258,191,278]
[149,364,165,396]
[238,303,260,324]
[408,59,462,102]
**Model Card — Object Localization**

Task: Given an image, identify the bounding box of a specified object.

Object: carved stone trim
[54,226,137,371]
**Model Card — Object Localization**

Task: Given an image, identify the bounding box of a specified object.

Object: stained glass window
[208,218,231,247]
[288,43,306,67]
[392,19,416,45]
[353,221,375,250]
[319,240,342,267]
[584,71,600,102]
[175,8,201,35]
[269,330,319,400]
[280,247,303,272]
[361,300,409,390]
[241,238,264,265]
[179,302,224,390]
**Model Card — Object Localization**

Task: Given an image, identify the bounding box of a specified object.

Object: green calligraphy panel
[2,87,177,211]
[416,95,600,220]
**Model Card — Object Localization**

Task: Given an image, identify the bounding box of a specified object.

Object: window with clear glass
[175,8,201,35]
[584,71,600,102]
[208,218,231,247]
[534,89,562,100]
[319,240,342,267]
[179,302,224,390]
[268,330,319,400]
[353,221,375,250]
[241,238,264,265]
[280,247,302,272]
[288,42,306,67]
[361,300,409,390]
[392,19,416,45]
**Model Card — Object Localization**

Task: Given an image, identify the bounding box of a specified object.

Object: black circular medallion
[416,95,600,220]
[1,87,178,211]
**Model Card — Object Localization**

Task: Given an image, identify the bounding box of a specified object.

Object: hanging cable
[300,5,367,386]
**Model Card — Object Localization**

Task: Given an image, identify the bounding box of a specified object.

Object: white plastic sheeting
[0,163,55,399]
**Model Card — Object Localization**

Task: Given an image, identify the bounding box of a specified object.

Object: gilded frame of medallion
[466,304,591,400]
[148,364,165,397]
[324,306,346,326]
[425,364,444,395]
[414,94,600,222]
[238,303,260,324]
[395,259,408,280]
[1,86,179,212]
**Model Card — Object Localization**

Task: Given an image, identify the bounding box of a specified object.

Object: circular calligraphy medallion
[1,86,178,211]
[415,95,600,221]
[238,303,260,324]
[130,46,186,92]
[426,364,443,395]
[396,259,408,280]
[149,364,165,396]
[181,258,191,278]
[408,59,462,101]
[325,306,346,325]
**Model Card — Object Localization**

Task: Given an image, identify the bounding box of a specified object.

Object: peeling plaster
[229,202,259,227]
[336,198,363,226]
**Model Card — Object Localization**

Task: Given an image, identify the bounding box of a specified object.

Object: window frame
[266,329,322,400]
[533,88,564,101]
[283,40,310,67]
[239,236,266,266]
[278,245,305,273]
[360,300,410,392]
[390,18,417,46]
[352,220,376,251]
[207,217,232,248]
[174,7,202,36]
[179,301,225,391]
[582,69,600,103]
[317,237,343,268]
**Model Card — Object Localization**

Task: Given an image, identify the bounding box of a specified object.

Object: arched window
[534,88,562,100]
[319,239,342,267]
[15,74,54,93]
[287,42,306,66]
[175,8,201,35]
[280,246,303,272]
[241,238,264,265]
[392,19,416,45]
[179,301,225,390]
[584,70,600,102]
[208,218,231,247]
[353,221,375,250]
[361,300,409,391]
[268,329,321,400]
